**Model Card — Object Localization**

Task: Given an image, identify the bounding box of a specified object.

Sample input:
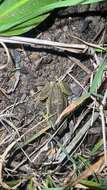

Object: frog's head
[58,80,71,96]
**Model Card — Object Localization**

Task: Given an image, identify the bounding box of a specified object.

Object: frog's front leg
[39,81,50,101]
[38,82,51,126]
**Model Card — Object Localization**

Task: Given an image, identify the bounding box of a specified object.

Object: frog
[39,80,71,136]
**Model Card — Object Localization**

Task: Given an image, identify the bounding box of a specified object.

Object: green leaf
[0,0,104,36]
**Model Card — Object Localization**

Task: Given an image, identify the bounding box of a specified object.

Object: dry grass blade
[0,36,105,54]
[2,118,20,137]
[55,93,90,126]
[0,141,21,189]
[0,42,11,70]
[0,115,42,190]
[73,107,91,132]
[99,88,107,165]
[0,119,32,163]
[57,112,99,163]
[0,116,54,189]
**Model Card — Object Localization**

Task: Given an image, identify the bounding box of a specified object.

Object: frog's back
[47,82,67,125]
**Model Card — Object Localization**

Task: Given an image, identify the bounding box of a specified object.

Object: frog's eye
[39,82,50,101]
[58,81,71,96]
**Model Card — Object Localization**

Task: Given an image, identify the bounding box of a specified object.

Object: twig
[58,64,75,81]
[68,73,87,92]
[68,56,92,74]
[71,35,106,51]
[0,36,86,49]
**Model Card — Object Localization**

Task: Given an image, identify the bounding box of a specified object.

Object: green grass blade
[102,176,107,190]
[27,178,36,190]
[81,180,103,190]
[90,55,107,94]
[43,188,64,190]
[91,139,103,155]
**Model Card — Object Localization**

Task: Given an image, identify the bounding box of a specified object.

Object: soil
[0,1,107,189]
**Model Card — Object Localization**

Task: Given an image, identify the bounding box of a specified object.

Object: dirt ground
[0,1,107,189]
